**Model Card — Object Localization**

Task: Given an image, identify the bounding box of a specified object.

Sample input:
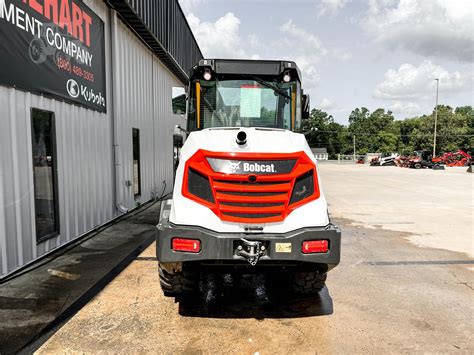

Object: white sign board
[240,85,261,118]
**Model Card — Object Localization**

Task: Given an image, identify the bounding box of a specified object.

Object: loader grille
[212,178,292,222]
[183,150,320,223]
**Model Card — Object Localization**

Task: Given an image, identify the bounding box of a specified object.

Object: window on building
[31,109,59,242]
[172,87,186,115]
[132,128,141,196]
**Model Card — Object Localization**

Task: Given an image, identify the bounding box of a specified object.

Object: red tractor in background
[395,149,472,169]
[432,150,472,167]
[407,150,434,169]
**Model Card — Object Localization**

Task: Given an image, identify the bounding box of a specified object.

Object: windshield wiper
[245,75,291,100]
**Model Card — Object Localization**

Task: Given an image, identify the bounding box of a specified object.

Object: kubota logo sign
[66,78,105,107]
[66,79,80,98]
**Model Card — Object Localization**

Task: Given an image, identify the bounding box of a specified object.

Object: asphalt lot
[38,163,474,353]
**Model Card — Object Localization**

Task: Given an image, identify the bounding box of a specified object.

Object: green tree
[299,104,472,159]
[455,106,473,149]
[302,109,349,158]
[347,107,396,154]
[414,105,470,154]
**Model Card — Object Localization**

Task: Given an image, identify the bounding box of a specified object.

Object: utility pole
[353,135,356,161]
[433,78,439,157]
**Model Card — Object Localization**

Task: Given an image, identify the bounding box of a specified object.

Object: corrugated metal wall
[153,55,187,198]
[0,1,189,276]
[0,0,113,276]
[167,0,202,73]
[112,0,203,83]
[112,15,185,210]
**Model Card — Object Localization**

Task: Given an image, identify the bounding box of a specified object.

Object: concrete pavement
[37,163,474,353]
[319,163,473,257]
[0,202,160,354]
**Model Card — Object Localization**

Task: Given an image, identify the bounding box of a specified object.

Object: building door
[31,109,59,242]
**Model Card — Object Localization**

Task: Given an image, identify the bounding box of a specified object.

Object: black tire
[413,162,422,169]
[290,271,327,294]
[158,264,198,296]
[29,38,46,64]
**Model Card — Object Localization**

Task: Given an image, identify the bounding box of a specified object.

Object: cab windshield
[190,78,298,130]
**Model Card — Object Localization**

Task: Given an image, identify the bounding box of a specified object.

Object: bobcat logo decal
[228,161,241,173]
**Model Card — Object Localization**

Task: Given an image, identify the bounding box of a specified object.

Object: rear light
[302,240,328,254]
[172,238,201,253]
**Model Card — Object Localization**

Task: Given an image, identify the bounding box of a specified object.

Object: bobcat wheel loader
[157,59,341,296]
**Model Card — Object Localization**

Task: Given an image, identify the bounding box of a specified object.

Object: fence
[314,153,329,161]
[337,154,366,163]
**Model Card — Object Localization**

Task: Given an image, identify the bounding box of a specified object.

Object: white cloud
[280,20,327,58]
[279,20,328,86]
[185,14,325,86]
[332,48,352,61]
[388,101,421,117]
[179,0,206,15]
[373,60,474,100]
[319,98,336,110]
[293,56,321,85]
[248,34,260,48]
[364,0,474,62]
[317,0,349,18]
[186,13,257,59]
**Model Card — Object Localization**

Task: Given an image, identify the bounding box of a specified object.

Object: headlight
[290,170,314,204]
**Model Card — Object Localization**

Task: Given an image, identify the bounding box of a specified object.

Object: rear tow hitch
[235,238,267,266]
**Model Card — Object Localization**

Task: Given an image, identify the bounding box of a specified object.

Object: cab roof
[190,59,302,82]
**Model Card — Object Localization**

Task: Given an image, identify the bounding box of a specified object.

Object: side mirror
[172,87,186,115]
[302,94,310,119]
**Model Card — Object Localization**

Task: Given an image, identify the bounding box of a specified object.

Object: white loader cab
[379,153,399,166]
[157,59,341,296]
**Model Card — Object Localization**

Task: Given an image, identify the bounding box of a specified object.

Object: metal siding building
[0,0,202,276]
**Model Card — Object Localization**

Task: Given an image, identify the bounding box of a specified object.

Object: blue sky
[179,0,473,125]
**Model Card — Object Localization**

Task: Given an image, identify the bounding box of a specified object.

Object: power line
[307,130,474,137]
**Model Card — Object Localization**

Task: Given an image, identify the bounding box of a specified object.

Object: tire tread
[158,264,198,296]
[290,271,327,294]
